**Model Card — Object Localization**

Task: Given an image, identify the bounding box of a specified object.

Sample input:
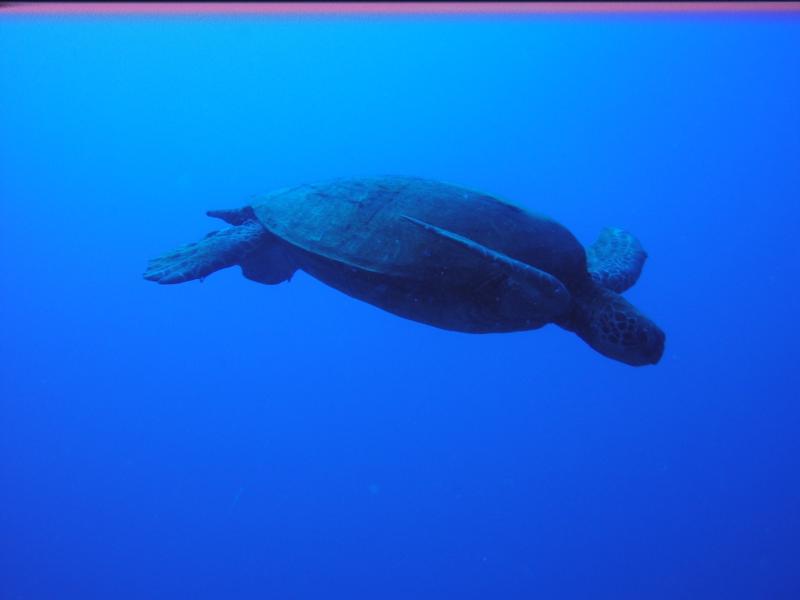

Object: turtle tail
[586,227,647,293]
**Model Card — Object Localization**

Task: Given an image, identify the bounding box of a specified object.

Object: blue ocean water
[1,10,799,599]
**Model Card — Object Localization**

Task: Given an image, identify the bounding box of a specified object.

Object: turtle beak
[620,321,665,366]
[643,325,666,365]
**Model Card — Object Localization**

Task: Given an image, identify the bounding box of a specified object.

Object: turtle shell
[251,176,588,291]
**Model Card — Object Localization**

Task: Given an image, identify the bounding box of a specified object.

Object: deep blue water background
[1,11,799,599]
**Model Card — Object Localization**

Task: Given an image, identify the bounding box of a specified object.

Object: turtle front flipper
[586,227,647,293]
[401,215,571,318]
[144,221,266,284]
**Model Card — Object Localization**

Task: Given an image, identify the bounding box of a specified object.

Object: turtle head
[564,285,665,366]
[590,306,665,366]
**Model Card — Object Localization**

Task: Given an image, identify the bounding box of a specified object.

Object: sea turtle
[144,176,665,366]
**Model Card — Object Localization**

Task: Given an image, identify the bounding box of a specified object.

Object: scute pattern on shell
[251,176,588,289]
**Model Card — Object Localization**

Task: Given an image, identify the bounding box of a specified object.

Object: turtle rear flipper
[239,235,297,285]
[586,227,647,293]
[144,221,266,284]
